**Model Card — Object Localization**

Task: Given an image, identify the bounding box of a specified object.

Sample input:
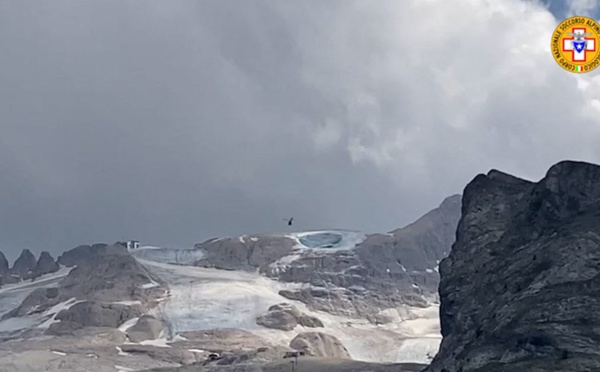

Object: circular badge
[551,16,600,73]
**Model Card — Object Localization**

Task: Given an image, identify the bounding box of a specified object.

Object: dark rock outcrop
[56,243,110,267]
[426,160,600,372]
[0,251,9,275]
[33,251,59,277]
[289,332,350,358]
[11,249,37,278]
[54,301,143,328]
[256,303,323,331]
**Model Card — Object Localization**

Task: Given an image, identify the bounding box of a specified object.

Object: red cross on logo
[562,27,596,62]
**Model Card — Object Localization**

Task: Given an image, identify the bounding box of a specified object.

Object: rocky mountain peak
[0,251,8,275]
[427,160,600,372]
[11,249,37,277]
[34,251,59,277]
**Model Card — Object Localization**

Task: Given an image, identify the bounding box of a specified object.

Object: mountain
[191,194,462,324]
[0,194,461,371]
[426,161,600,372]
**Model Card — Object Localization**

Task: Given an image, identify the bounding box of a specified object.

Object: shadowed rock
[289,332,350,359]
[127,315,164,342]
[11,249,37,278]
[0,251,9,276]
[426,160,600,372]
[33,251,59,278]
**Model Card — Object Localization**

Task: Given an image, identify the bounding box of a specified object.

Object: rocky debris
[33,251,59,278]
[173,329,274,353]
[256,309,297,331]
[289,332,350,359]
[426,161,600,372]
[141,359,427,372]
[256,303,323,331]
[120,344,202,365]
[127,315,164,342]
[11,249,37,278]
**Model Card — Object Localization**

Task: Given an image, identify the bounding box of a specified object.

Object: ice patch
[116,346,130,356]
[139,338,171,348]
[141,280,159,289]
[37,297,84,329]
[115,365,135,372]
[425,269,434,273]
[118,317,140,333]
[51,350,67,356]
[286,230,366,251]
[188,349,205,353]
[112,300,142,306]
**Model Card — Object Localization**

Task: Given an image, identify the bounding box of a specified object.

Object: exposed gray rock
[256,310,297,331]
[54,301,143,328]
[256,303,323,331]
[4,243,166,329]
[120,344,202,365]
[289,332,350,359]
[11,249,37,278]
[426,160,600,372]
[127,315,164,342]
[172,329,274,353]
[33,251,59,278]
[194,236,296,271]
[0,251,9,275]
[2,288,61,320]
[56,243,109,267]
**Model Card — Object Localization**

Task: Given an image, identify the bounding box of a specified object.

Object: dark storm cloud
[1,0,600,261]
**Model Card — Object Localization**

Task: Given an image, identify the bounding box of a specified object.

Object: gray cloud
[1,0,600,261]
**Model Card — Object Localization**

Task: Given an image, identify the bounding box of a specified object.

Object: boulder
[256,309,298,331]
[127,315,164,342]
[257,303,323,330]
[289,332,350,358]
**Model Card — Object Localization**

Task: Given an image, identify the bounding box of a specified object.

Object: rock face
[11,249,37,278]
[3,243,167,338]
[0,251,9,276]
[33,251,59,277]
[426,161,600,372]
[256,303,323,331]
[54,301,144,328]
[194,195,461,322]
[289,332,350,358]
[127,315,164,342]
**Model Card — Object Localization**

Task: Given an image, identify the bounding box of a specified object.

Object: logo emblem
[551,16,600,73]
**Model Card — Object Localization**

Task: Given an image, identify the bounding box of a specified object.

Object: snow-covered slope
[137,256,441,364]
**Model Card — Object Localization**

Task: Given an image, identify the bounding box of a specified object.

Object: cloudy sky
[1,0,600,260]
